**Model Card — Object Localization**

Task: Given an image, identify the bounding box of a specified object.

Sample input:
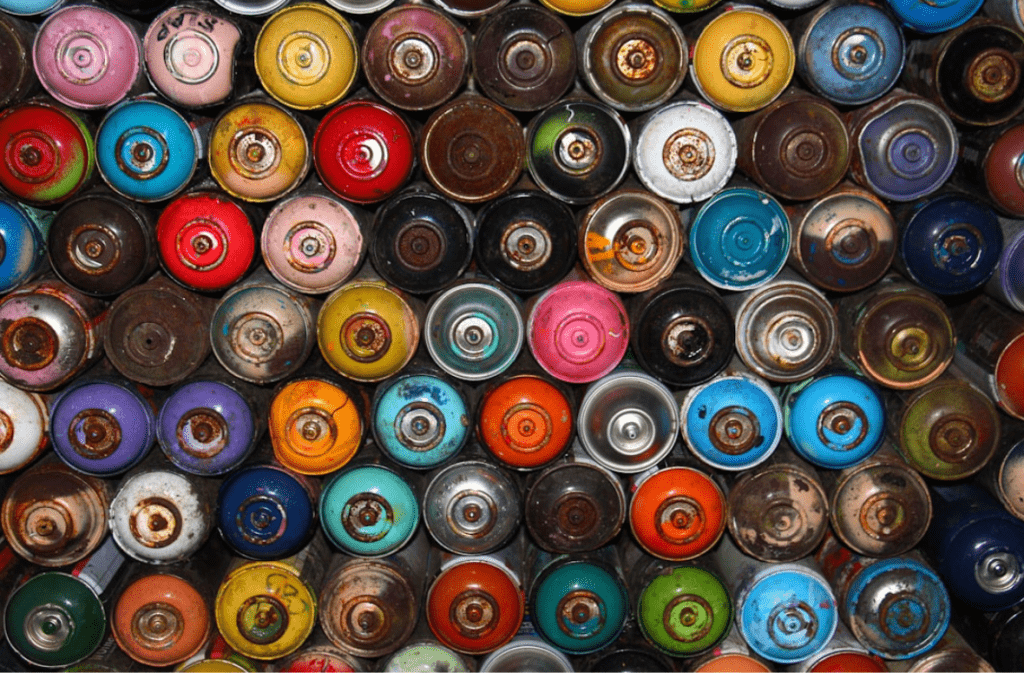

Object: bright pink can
[34,5,144,109]
[527,279,630,383]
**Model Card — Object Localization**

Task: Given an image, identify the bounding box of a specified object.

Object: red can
[313,100,415,205]
[0,99,94,206]
[156,191,256,292]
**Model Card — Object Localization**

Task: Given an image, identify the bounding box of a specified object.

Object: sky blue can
[898,193,1002,296]
[681,368,782,471]
[530,558,628,654]
[793,0,905,106]
[320,463,420,557]
[50,377,155,477]
[0,198,51,294]
[687,187,790,291]
[217,464,317,560]
[96,98,199,203]
[372,372,470,469]
[783,372,885,469]
[713,534,838,664]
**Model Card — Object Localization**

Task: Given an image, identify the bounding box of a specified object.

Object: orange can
[269,378,364,475]
[477,374,574,469]
[630,466,726,560]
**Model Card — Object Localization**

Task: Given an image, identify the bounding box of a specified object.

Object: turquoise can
[531,558,628,654]
[320,463,419,556]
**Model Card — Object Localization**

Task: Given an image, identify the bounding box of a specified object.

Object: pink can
[261,192,370,295]
[143,5,244,109]
[527,279,630,383]
[34,5,144,109]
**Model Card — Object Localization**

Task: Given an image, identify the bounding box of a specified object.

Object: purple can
[50,377,155,476]
[157,379,257,476]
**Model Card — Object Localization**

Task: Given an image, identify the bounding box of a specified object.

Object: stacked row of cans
[3,0,1024,670]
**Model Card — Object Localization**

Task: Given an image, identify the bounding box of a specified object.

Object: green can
[638,565,732,657]
[4,572,106,668]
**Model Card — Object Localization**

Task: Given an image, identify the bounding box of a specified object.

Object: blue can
[217,464,316,560]
[50,377,155,477]
[681,369,782,471]
[885,0,983,32]
[714,534,838,664]
[0,0,62,15]
[898,193,1002,296]
[0,198,50,294]
[372,373,470,470]
[926,483,1024,611]
[793,0,905,106]
[848,91,958,203]
[320,463,419,557]
[687,187,790,292]
[782,372,885,469]
[157,379,258,476]
[818,535,949,659]
[531,558,628,655]
[96,98,198,203]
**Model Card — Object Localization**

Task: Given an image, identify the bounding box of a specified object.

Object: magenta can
[261,191,370,295]
[33,5,145,110]
[527,278,629,384]
[143,4,246,109]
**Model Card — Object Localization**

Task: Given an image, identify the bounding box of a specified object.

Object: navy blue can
[926,483,1024,612]
[896,192,1002,296]
[217,463,318,560]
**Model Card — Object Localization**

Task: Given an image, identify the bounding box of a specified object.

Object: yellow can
[690,5,794,113]
[538,0,614,18]
[318,280,421,383]
[255,3,358,110]
[269,378,364,475]
[208,99,311,202]
[214,538,327,661]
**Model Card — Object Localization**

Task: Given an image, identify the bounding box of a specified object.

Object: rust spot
[2,317,58,370]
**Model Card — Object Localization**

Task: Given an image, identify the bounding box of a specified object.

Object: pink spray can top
[527,279,630,383]
[34,4,143,109]
[143,5,243,109]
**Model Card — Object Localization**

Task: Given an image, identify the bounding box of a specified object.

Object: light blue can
[96,98,198,203]
[372,373,470,469]
[783,372,885,469]
[0,0,63,15]
[0,198,51,294]
[687,187,790,291]
[680,369,781,471]
[793,0,905,106]
[320,463,420,557]
[714,534,837,664]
